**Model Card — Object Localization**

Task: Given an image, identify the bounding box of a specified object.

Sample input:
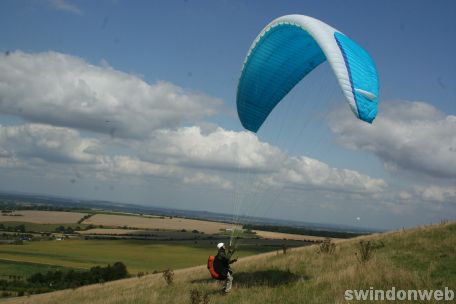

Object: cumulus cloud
[0,123,182,177]
[329,100,456,180]
[184,172,233,190]
[0,121,387,195]
[136,126,387,194]
[95,155,183,181]
[0,124,101,164]
[0,51,221,138]
[0,48,391,196]
[414,185,456,203]
[260,156,387,194]
[138,126,286,172]
[48,0,82,14]
[0,123,237,190]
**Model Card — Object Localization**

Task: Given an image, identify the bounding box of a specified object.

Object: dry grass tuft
[317,238,336,255]
[189,288,210,304]
[162,269,175,285]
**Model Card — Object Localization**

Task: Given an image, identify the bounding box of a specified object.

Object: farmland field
[0,259,72,279]
[77,228,144,235]
[0,239,272,274]
[0,211,87,224]
[83,213,234,234]
[252,230,330,241]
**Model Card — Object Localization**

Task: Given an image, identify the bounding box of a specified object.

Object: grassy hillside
[3,222,455,304]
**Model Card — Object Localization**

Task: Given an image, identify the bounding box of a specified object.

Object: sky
[0,0,455,230]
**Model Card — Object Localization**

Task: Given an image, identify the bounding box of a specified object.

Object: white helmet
[217,242,225,249]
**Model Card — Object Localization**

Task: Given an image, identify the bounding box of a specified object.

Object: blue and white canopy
[236,15,379,132]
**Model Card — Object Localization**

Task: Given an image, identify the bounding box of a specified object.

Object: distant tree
[28,273,45,284]
[112,262,128,279]
[55,226,65,233]
[16,224,26,233]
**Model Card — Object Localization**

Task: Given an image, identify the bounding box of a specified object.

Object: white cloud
[398,190,413,200]
[414,185,456,203]
[0,51,221,138]
[138,126,286,172]
[0,123,184,178]
[0,121,388,195]
[48,0,82,14]
[330,100,456,180]
[0,50,392,196]
[138,126,387,194]
[95,155,183,181]
[184,172,233,190]
[0,124,101,164]
[0,123,237,190]
[260,156,387,194]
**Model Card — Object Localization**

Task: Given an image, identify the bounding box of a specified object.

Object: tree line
[0,262,128,297]
[243,224,366,239]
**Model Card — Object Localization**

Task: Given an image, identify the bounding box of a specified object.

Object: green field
[0,239,272,275]
[0,260,72,279]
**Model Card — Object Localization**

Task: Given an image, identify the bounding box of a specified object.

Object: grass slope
[3,222,455,304]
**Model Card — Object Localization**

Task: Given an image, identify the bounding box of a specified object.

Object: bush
[356,240,374,264]
[27,262,128,291]
[317,238,336,255]
[282,243,288,255]
[162,269,174,285]
[77,214,93,224]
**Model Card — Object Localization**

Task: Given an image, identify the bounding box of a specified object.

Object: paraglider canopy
[236,15,379,132]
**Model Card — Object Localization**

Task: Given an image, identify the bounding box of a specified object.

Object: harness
[207,256,226,280]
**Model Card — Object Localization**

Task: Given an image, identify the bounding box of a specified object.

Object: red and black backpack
[207,256,226,280]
